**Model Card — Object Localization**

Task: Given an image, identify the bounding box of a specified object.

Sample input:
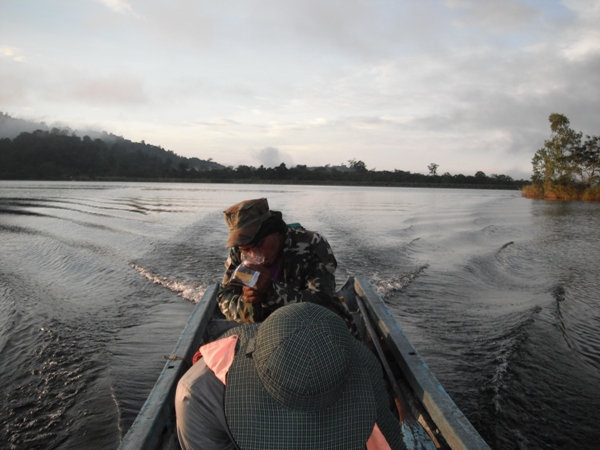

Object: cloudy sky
[1,0,599,178]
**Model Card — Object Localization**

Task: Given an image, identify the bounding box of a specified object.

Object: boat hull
[119,277,490,450]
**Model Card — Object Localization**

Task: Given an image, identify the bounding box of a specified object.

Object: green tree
[275,162,289,179]
[571,135,600,187]
[428,163,439,176]
[348,159,367,173]
[532,113,582,186]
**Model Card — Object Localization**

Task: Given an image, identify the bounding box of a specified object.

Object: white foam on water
[130,263,206,303]
[371,265,429,299]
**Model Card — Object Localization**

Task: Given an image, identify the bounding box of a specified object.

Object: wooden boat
[118,276,490,450]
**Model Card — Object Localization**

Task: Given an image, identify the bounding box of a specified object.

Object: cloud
[558,1,600,61]
[0,45,24,62]
[0,75,26,104]
[187,118,240,129]
[0,114,48,139]
[94,0,135,15]
[138,0,216,48]
[443,0,540,32]
[0,60,148,108]
[0,46,15,57]
[136,0,450,60]
[2,0,598,180]
[255,147,294,168]
[72,74,148,105]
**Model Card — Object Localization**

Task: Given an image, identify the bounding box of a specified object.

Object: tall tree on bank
[531,113,582,186]
[525,113,600,200]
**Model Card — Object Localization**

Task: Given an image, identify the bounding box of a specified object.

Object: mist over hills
[0,112,223,172]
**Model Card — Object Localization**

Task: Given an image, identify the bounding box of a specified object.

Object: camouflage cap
[223,198,271,248]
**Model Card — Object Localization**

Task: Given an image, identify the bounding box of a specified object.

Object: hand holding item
[242,264,272,303]
[236,250,272,303]
[242,286,262,304]
[243,264,272,294]
[229,250,265,288]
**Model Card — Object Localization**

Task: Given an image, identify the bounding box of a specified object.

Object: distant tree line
[0,129,527,189]
[523,114,600,200]
[193,162,524,188]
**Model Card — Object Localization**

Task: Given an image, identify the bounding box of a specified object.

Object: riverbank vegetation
[0,113,527,189]
[0,129,526,189]
[522,114,600,201]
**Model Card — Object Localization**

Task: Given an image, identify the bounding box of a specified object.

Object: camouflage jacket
[218,224,341,324]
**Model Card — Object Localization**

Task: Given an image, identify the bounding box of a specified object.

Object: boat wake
[130,263,207,303]
[488,306,541,413]
[371,265,429,299]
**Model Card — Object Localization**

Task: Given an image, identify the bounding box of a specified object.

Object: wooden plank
[354,276,490,450]
[118,284,219,450]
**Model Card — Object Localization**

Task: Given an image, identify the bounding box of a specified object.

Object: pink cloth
[366,423,392,450]
[193,335,238,385]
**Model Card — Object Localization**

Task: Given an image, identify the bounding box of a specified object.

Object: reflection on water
[1,181,599,449]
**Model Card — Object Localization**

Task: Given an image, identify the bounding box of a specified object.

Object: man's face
[239,233,282,266]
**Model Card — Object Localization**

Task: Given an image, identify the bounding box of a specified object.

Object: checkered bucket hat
[223,303,378,450]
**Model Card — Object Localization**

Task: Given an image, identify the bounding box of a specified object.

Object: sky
[1,0,599,179]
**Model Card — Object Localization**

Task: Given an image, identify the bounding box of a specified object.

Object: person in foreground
[218,197,350,325]
[175,302,406,450]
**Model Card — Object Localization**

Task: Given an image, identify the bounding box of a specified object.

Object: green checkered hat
[223,303,378,450]
[223,198,271,248]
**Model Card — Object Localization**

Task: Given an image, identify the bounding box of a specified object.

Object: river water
[1,181,599,450]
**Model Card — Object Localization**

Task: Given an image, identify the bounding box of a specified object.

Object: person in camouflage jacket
[217,198,351,325]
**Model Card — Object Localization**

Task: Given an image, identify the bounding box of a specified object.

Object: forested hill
[0,112,527,188]
[0,113,223,179]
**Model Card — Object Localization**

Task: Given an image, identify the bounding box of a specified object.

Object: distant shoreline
[0,177,526,190]
[0,126,528,190]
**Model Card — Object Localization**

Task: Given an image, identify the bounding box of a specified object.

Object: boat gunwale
[353,275,490,450]
[118,284,219,450]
